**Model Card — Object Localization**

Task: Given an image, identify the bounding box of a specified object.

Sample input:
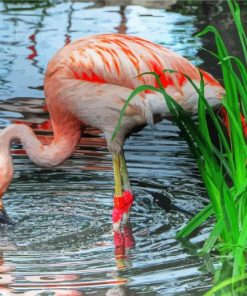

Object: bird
[0,33,225,231]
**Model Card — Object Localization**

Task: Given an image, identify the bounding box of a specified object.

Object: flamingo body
[45,33,224,153]
[0,34,225,228]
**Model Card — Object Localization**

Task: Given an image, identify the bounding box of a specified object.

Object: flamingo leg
[112,152,134,231]
[112,153,124,231]
[119,151,134,224]
[120,151,131,192]
[113,154,123,199]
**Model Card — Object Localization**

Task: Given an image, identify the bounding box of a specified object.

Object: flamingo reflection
[0,225,135,295]
[0,98,135,295]
[0,252,81,295]
[0,251,15,296]
[114,224,135,270]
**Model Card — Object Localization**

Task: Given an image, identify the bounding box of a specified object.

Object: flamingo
[0,34,225,230]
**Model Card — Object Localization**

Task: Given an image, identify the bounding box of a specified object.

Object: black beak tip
[0,208,15,225]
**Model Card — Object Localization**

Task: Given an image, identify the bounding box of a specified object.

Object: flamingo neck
[0,122,81,167]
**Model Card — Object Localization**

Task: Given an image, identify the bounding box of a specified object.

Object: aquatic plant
[113,0,247,294]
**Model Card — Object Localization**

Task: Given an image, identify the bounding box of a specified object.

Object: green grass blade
[204,274,247,296]
[164,69,232,159]
[111,84,163,141]
[198,72,212,148]
[176,204,213,238]
[228,0,247,64]
[219,180,239,244]
[234,180,247,200]
[222,100,247,149]
[233,213,247,276]
[223,56,247,94]
[201,219,224,254]
[206,174,238,244]
[222,100,247,185]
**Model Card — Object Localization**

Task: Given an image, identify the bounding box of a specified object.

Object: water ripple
[0,96,211,295]
[0,1,220,295]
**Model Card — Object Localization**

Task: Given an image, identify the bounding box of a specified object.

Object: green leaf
[176,204,213,238]
[111,84,162,141]
[201,219,224,254]
[233,214,247,276]
[204,273,247,296]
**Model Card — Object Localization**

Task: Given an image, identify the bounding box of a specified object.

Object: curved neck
[0,120,81,167]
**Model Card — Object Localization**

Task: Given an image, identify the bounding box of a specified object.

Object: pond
[0,1,246,295]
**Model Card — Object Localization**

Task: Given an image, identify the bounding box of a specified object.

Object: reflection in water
[0,0,202,99]
[0,96,209,295]
[26,7,47,76]
[114,224,135,270]
[115,5,127,34]
[65,3,75,45]
[0,244,133,295]
[0,251,15,296]
[1,0,243,295]
[72,0,178,10]
[0,252,83,295]
[0,99,135,294]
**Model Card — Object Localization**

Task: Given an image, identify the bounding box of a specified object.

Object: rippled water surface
[0,1,246,295]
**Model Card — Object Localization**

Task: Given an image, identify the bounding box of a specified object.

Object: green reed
[113,0,247,294]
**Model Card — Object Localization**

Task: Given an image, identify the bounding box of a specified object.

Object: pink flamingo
[0,34,225,230]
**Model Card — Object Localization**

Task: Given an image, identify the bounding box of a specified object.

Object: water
[0,1,246,295]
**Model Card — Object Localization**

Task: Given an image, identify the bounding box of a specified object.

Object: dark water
[0,1,246,295]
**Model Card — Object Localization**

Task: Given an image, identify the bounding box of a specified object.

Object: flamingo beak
[0,198,14,225]
[0,208,14,225]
